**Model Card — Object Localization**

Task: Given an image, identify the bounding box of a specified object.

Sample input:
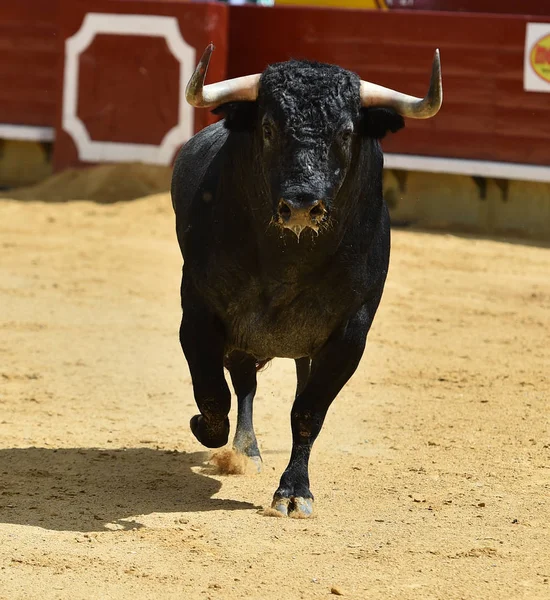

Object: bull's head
[186,45,442,238]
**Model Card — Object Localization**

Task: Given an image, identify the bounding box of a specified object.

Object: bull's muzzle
[277,195,327,238]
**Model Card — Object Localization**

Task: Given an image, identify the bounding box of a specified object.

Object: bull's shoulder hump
[171,121,228,213]
[174,121,228,173]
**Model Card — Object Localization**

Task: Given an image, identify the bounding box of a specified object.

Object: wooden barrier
[0,0,227,170]
[0,2,549,182]
[53,0,227,170]
[0,3,59,141]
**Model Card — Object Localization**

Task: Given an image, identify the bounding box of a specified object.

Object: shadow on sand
[0,447,258,533]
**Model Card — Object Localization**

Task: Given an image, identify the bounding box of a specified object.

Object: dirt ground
[0,185,549,600]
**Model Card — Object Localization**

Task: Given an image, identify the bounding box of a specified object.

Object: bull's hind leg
[272,304,372,518]
[226,351,262,471]
[179,303,231,448]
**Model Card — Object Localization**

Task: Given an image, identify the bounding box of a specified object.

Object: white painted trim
[62,13,195,165]
[384,153,550,183]
[0,124,55,142]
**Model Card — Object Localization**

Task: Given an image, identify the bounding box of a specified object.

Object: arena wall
[0,1,548,238]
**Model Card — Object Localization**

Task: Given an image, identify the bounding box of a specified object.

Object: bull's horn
[360,49,442,119]
[185,43,261,108]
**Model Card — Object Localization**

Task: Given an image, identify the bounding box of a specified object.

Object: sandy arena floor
[0,186,549,599]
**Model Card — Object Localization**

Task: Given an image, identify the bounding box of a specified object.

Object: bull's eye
[262,123,273,141]
[341,128,353,143]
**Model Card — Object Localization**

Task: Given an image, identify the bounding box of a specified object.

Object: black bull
[171,49,441,517]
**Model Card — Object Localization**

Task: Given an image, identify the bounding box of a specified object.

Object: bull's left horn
[186,43,261,108]
[360,49,442,119]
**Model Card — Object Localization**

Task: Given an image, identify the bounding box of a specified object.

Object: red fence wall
[0,3,59,127]
[53,0,227,169]
[228,5,550,166]
[0,0,227,169]
[1,2,549,171]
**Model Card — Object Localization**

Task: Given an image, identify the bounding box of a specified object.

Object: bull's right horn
[186,44,261,109]
[360,50,442,119]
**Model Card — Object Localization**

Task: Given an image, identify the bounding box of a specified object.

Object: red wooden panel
[78,35,180,145]
[227,5,550,166]
[0,1,60,127]
[53,0,228,170]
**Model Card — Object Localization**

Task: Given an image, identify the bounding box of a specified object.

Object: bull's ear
[211,101,258,132]
[359,107,405,140]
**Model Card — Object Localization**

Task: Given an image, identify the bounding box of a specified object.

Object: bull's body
[173,119,389,362]
[172,52,439,517]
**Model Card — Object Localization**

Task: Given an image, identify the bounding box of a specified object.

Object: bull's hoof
[232,434,262,473]
[271,495,314,518]
[190,414,229,448]
[249,455,263,474]
[231,444,263,473]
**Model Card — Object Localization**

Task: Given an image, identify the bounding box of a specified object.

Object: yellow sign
[275,0,388,8]
[530,33,550,83]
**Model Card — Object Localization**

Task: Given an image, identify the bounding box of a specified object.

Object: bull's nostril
[309,203,325,219]
[278,200,292,222]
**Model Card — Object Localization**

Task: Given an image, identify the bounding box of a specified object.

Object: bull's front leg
[272,304,373,518]
[225,350,262,471]
[179,297,231,448]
